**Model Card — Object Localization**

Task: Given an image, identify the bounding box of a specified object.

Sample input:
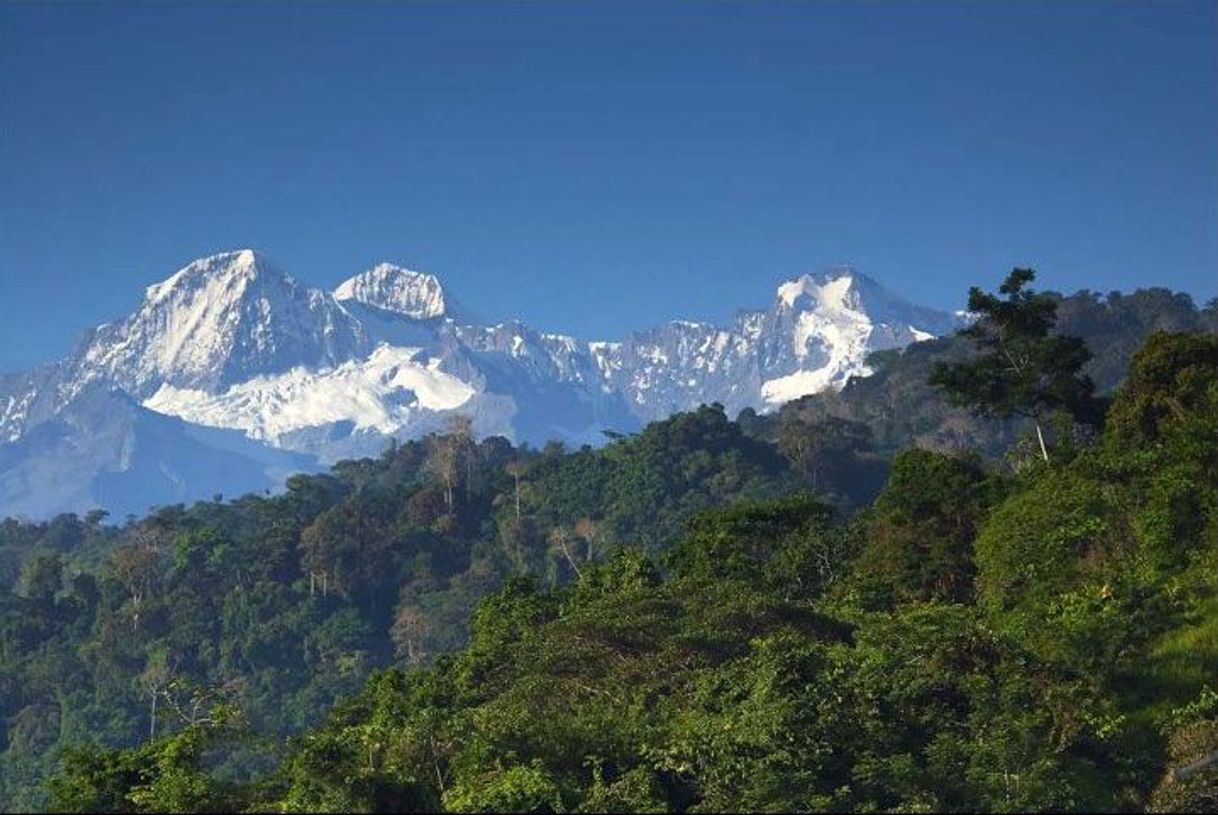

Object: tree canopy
[930,268,1104,460]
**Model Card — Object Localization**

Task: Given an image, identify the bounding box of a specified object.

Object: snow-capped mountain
[0,250,959,517]
[78,250,370,397]
[599,266,960,420]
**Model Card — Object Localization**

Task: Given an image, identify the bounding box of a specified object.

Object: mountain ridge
[0,249,959,517]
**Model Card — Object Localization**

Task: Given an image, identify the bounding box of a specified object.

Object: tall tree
[505,459,526,521]
[574,517,600,563]
[390,601,433,666]
[107,533,165,632]
[930,268,1100,461]
[546,525,582,582]
[776,412,873,491]
[427,415,475,513]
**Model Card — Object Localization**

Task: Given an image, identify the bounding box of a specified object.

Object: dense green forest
[2,277,1215,812]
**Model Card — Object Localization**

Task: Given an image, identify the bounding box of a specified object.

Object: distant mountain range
[0,249,959,518]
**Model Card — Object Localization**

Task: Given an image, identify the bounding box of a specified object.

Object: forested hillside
[757,286,1218,459]
[2,277,1215,812]
[0,404,804,810]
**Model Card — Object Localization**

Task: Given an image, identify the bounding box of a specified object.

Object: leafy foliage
[930,268,1103,460]
[849,448,1006,609]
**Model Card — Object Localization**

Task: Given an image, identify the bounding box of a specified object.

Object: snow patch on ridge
[143,344,475,444]
[761,369,839,405]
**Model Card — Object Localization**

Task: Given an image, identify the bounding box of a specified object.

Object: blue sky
[1,1,1215,373]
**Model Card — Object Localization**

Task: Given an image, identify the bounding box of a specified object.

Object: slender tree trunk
[554,533,582,577]
[466,452,472,502]
[149,691,157,741]
[513,473,521,520]
[1035,420,1049,463]
[564,542,582,577]
[429,736,446,794]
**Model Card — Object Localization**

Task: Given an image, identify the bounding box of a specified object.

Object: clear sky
[1,1,1215,374]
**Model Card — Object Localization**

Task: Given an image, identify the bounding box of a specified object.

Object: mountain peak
[774,266,957,329]
[334,263,449,320]
[144,249,282,304]
[776,269,861,311]
[81,249,367,396]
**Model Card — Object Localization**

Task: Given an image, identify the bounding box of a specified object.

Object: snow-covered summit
[776,272,862,314]
[78,249,369,396]
[591,266,961,419]
[746,266,961,406]
[144,249,263,303]
[335,263,450,320]
[776,267,959,333]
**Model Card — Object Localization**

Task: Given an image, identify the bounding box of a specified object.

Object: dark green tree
[1106,330,1218,447]
[930,268,1101,461]
[850,449,1001,608]
[17,552,64,609]
[47,702,251,814]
